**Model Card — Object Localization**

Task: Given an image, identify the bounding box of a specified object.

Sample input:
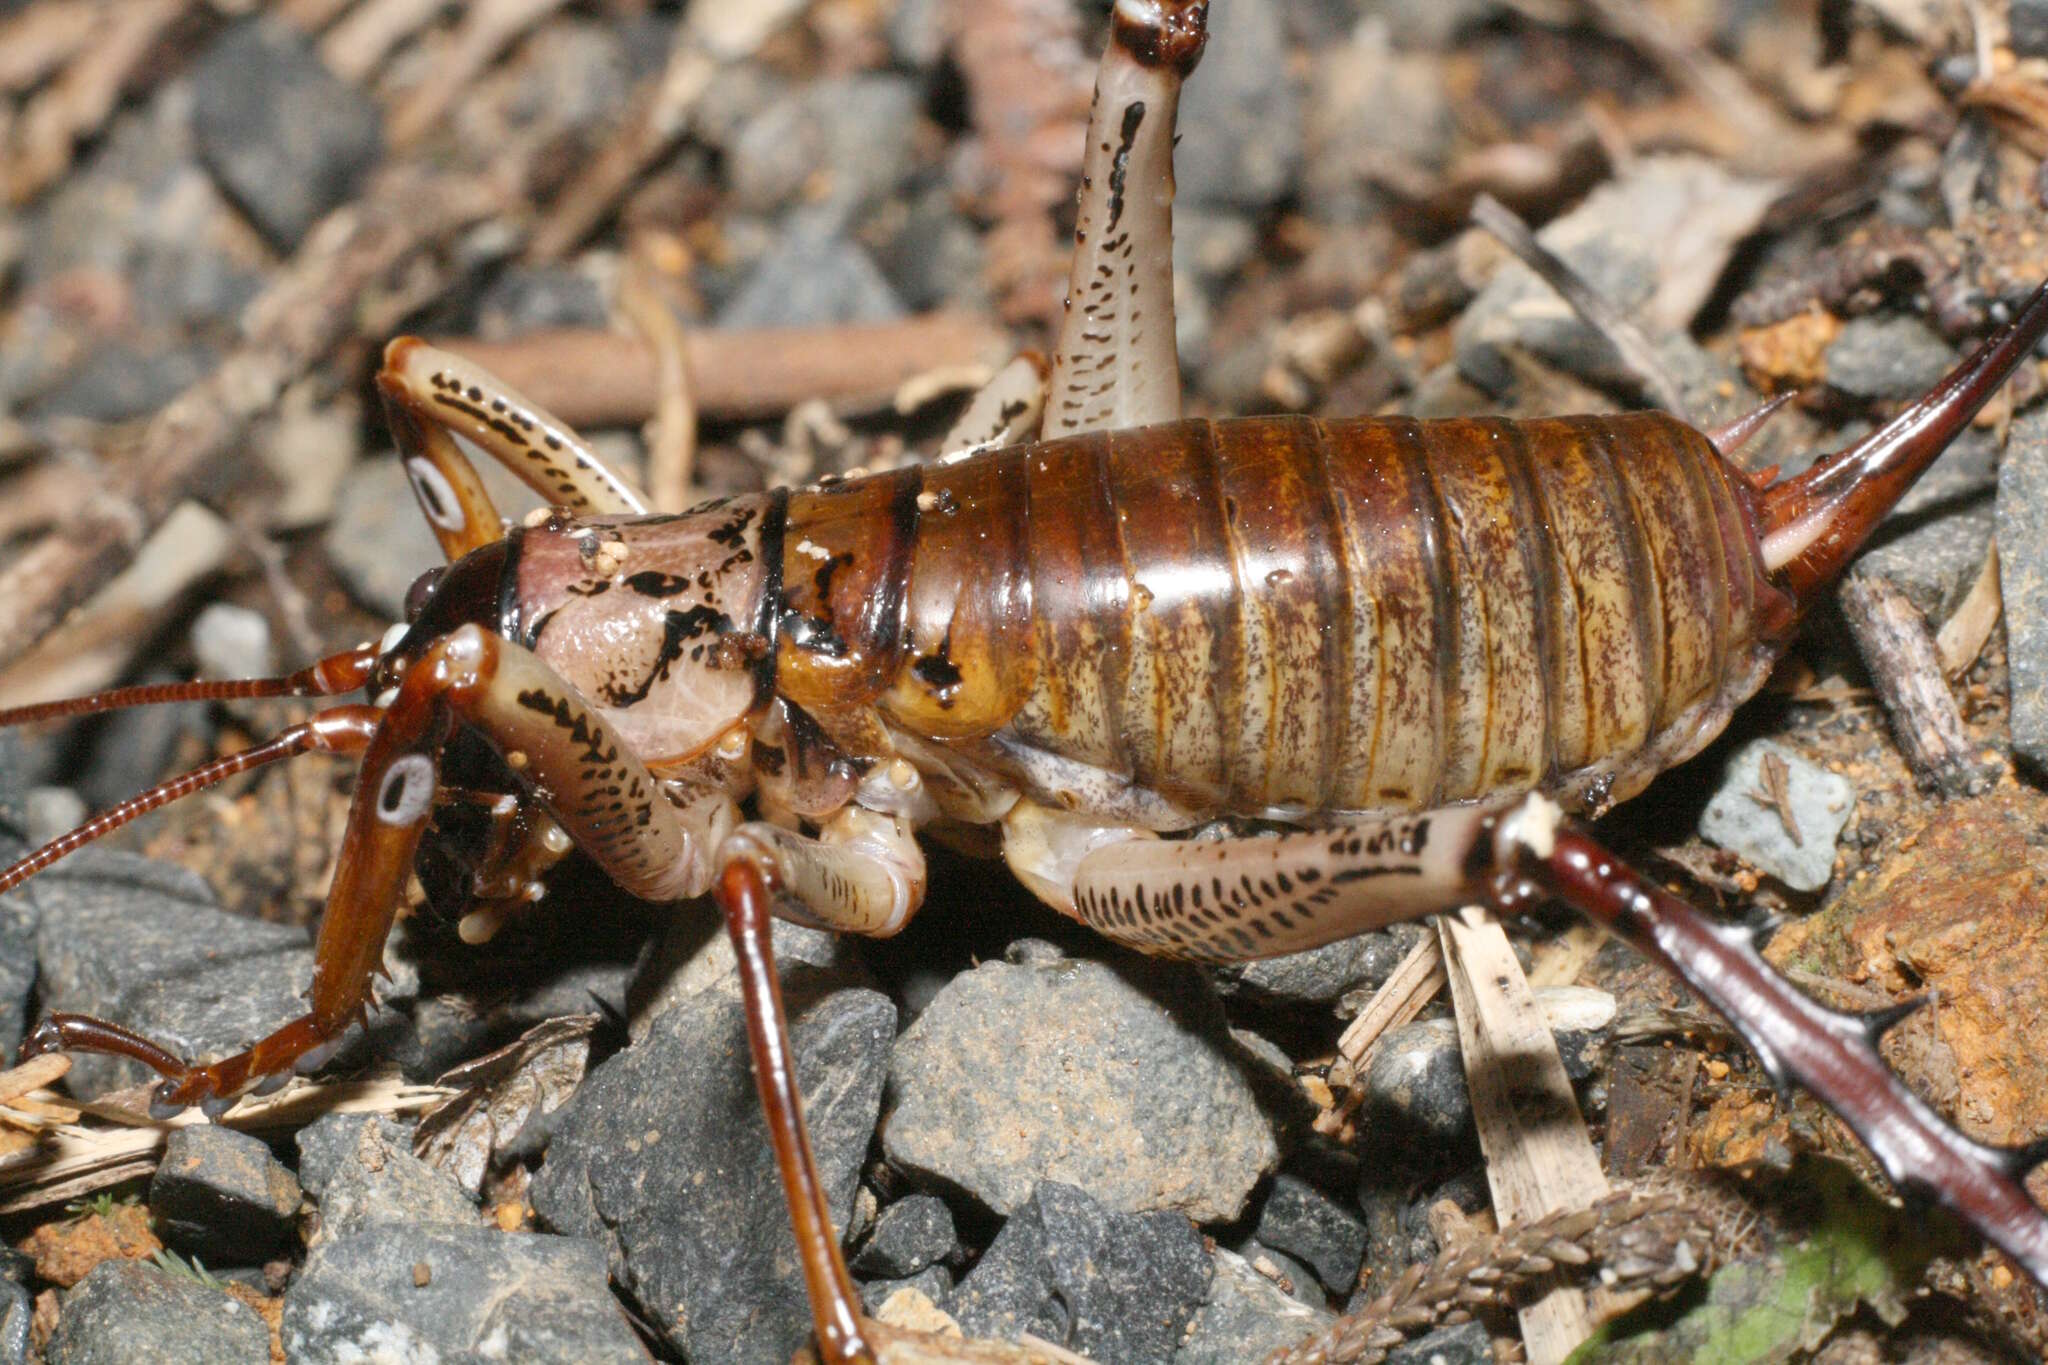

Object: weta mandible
[4,2,2048,1360]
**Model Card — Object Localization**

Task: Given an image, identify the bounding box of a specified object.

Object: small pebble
[950,1182,1211,1365]
[149,1125,301,1264]
[46,1260,268,1365]
[1699,740,1855,892]
[191,19,381,250]
[885,952,1277,1223]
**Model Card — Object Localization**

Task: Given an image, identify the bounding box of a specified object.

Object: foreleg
[25,626,708,1116]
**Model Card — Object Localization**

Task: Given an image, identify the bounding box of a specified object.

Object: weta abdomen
[767,414,1788,822]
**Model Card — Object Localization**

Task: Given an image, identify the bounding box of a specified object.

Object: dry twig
[1839,568,1998,798]
[524,33,716,262]
[1438,910,1612,1364]
[384,0,575,149]
[427,313,1013,427]
[3,0,192,203]
[1470,193,1693,421]
[0,166,511,664]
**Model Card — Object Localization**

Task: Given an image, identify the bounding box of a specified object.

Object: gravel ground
[1,1,2047,1362]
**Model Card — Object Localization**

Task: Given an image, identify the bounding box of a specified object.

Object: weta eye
[404,567,445,622]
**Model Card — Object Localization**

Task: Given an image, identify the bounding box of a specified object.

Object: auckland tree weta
[3,1,2048,1360]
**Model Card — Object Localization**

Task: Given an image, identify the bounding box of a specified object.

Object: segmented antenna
[0,707,384,896]
[0,644,379,728]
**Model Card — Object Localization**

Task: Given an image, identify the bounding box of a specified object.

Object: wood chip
[1438,909,1610,1365]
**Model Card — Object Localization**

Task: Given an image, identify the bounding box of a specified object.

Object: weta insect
[4,1,2048,1360]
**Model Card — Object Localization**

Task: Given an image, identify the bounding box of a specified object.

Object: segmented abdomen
[773,414,1785,820]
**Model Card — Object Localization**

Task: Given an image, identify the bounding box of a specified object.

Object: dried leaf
[414,1015,596,1195]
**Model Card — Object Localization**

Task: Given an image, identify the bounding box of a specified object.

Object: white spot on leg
[1501,794,1564,859]
[375,753,437,826]
[404,458,467,533]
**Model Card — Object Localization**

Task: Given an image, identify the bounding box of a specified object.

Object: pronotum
[1,2,2045,1361]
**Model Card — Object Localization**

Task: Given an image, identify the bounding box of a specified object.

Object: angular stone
[531,987,894,1363]
[1999,411,2048,773]
[1364,988,1615,1144]
[885,954,1277,1222]
[149,1125,300,1264]
[716,207,906,330]
[295,1114,476,1245]
[1387,1318,1492,1365]
[191,19,381,250]
[860,1264,952,1318]
[1766,789,2048,1149]
[32,851,313,1096]
[46,1260,268,1365]
[1252,1174,1367,1294]
[1176,1247,1332,1365]
[1214,924,1429,1006]
[282,1225,640,1363]
[1699,740,1855,892]
[850,1193,957,1279]
[1825,314,1956,401]
[951,1182,1211,1365]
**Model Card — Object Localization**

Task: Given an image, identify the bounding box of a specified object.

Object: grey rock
[2000,411,2048,773]
[624,898,866,1040]
[191,19,381,250]
[1176,1247,1332,1365]
[884,954,1277,1223]
[325,453,543,619]
[296,1114,476,1244]
[871,184,988,315]
[24,787,86,848]
[1858,426,1998,618]
[531,987,894,1363]
[1826,314,1957,401]
[1364,988,1616,1144]
[1387,1318,1492,1365]
[21,83,257,331]
[0,894,35,1067]
[860,1264,952,1317]
[851,1193,957,1278]
[1177,0,1302,211]
[476,265,611,337]
[282,1224,642,1364]
[1232,1238,1323,1306]
[716,207,906,330]
[26,340,216,424]
[1215,923,1429,1006]
[190,604,274,684]
[1698,740,1855,891]
[2015,0,2048,58]
[952,1182,1210,1365]
[72,671,210,810]
[1253,1174,1367,1294]
[886,0,946,68]
[1455,158,1776,392]
[1394,0,1509,48]
[0,1280,27,1365]
[150,1125,301,1264]
[32,851,315,1095]
[728,75,921,217]
[46,1261,268,1365]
